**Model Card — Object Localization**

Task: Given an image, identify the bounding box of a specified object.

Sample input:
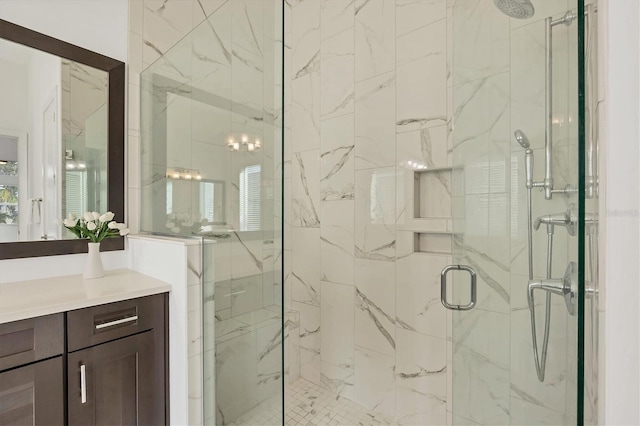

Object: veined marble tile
[320,281,355,368]
[320,361,355,400]
[256,321,283,404]
[355,0,395,82]
[194,0,228,22]
[510,19,546,152]
[355,71,396,170]
[396,253,449,340]
[451,309,509,425]
[321,114,355,201]
[321,28,354,119]
[395,329,447,426]
[453,73,510,195]
[320,201,355,286]
[285,309,300,383]
[355,258,396,357]
[353,345,395,420]
[396,0,446,38]
[509,394,567,425]
[451,0,509,85]
[190,6,232,98]
[292,301,321,385]
[396,19,447,133]
[355,168,396,262]
[231,0,264,59]
[454,235,510,314]
[231,43,264,113]
[321,0,355,41]
[292,150,321,227]
[291,228,321,306]
[417,170,452,219]
[396,125,450,170]
[215,330,258,423]
[292,72,321,153]
[509,293,568,415]
[230,275,263,317]
[143,0,195,67]
[291,0,320,81]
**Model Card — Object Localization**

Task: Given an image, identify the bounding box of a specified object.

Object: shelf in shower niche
[413,167,453,220]
[414,232,453,255]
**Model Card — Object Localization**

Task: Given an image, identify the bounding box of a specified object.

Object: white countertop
[0,269,172,324]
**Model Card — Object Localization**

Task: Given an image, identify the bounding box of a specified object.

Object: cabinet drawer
[67,293,165,352]
[0,314,63,372]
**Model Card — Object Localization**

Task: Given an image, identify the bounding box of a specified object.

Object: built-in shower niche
[413,167,452,219]
[412,167,453,254]
[414,232,453,255]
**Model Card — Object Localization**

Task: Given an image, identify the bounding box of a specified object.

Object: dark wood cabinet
[0,293,168,426]
[0,356,64,425]
[66,293,167,426]
[67,331,162,426]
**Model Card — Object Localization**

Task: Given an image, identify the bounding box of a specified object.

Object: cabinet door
[0,356,64,425]
[67,331,164,426]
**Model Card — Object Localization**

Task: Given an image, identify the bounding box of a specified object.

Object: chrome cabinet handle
[80,364,87,404]
[440,265,477,311]
[95,315,138,330]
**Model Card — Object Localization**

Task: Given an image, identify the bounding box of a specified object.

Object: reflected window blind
[200,182,215,221]
[240,165,261,231]
[65,171,87,217]
[166,181,173,214]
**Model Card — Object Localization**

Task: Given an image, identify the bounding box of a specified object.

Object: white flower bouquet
[63,211,129,243]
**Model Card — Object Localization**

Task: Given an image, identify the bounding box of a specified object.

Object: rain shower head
[493,0,535,19]
[514,129,531,149]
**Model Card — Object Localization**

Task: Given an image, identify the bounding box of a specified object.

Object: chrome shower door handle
[440,265,477,311]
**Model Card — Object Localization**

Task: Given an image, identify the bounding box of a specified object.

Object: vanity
[0,270,171,425]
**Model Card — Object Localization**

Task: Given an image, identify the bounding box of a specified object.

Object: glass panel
[140,0,283,425]
[450,0,586,424]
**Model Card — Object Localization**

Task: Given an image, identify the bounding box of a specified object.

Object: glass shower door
[448,0,585,424]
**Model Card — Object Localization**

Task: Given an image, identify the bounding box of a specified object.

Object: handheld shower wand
[515,130,534,190]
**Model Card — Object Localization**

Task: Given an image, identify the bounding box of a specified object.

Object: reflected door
[42,94,60,240]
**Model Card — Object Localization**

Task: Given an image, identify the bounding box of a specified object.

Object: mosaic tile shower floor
[229,378,393,426]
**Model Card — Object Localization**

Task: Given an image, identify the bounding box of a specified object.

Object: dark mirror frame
[0,19,125,259]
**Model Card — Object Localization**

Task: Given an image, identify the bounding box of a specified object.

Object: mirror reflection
[0,38,108,242]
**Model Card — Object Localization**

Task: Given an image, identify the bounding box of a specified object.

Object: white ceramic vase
[83,242,105,279]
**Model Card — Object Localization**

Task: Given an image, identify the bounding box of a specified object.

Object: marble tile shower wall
[286,0,452,424]
[286,0,589,425]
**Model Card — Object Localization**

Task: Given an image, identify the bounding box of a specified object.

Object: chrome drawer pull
[95,315,138,330]
[80,364,87,404]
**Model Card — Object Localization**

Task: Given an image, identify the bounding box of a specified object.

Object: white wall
[0,0,128,281]
[0,58,28,131]
[0,0,128,62]
[603,0,640,424]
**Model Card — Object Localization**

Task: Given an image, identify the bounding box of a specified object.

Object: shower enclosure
[137,0,598,424]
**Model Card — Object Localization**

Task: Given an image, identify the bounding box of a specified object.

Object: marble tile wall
[287,0,451,424]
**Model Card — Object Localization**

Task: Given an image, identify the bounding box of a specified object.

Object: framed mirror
[0,19,124,259]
